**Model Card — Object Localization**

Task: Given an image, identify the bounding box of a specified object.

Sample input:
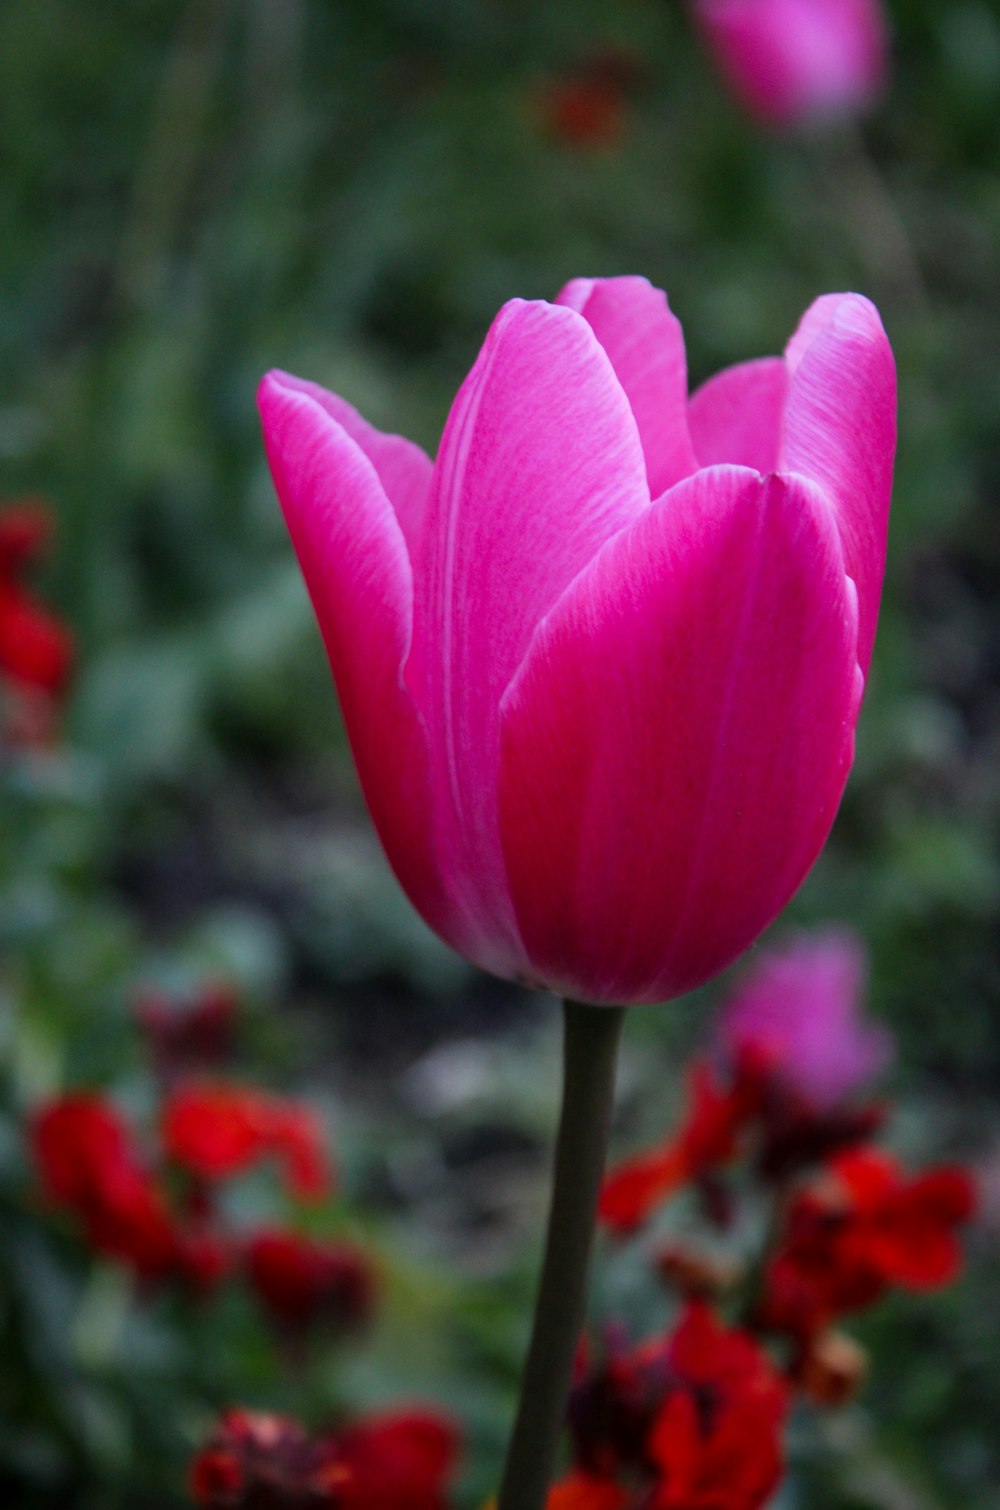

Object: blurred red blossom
[190,1406,459,1510]
[0,498,73,743]
[601,932,892,1235]
[245,1229,376,1334]
[32,1094,177,1280]
[163,1081,333,1199]
[551,1300,788,1510]
[536,54,642,151]
[759,1148,977,1344]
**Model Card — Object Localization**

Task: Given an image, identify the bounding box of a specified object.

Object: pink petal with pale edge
[688,356,789,472]
[556,276,699,498]
[258,375,457,949]
[264,371,433,560]
[406,299,649,974]
[781,293,896,676]
[498,465,860,1004]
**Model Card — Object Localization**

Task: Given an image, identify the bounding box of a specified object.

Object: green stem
[497,998,626,1510]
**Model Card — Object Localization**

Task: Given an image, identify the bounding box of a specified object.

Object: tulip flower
[691,0,889,127]
[259,275,895,1510]
[259,277,895,1008]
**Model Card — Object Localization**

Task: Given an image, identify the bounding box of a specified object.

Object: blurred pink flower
[692,0,889,127]
[720,931,893,1109]
[259,277,895,1004]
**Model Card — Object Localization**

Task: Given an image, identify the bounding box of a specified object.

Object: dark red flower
[0,501,73,697]
[190,1406,459,1510]
[332,1410,458,1509]
[163,1081,333,1199]
[245,1229,376,1334]
[562,1301,788,1510]
[134,982,237,1078]
[190,1410,342,1510]
[31,1094,177,1279]
[760,1149,977,1342]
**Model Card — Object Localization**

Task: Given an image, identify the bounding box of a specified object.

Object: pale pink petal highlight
[688,357,788,472]
[556,277,699,498]
[258,374,455,948]
[408,299,649,973]
[498,466,859,1004]
[781,293,896,676]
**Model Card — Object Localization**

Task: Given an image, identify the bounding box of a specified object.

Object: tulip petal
[408,299,649,972]
[781,294,896,676]
[498,466,860,1004]
[264,371,432,559]
[688,356,789,472]
[258,373,455,945]
[556,277,699,497]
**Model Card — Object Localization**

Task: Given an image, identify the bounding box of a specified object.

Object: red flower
[761,1149,977,1342]
[561,1301,788,1510]
[162,1081,333,1199]
[600,1052,766,1235]
[245,1229,376,1333]
[31,1094,177,1279]
[0,501,73,697]
[190,1406,459,1510]
[332,1410,458,1509]
[190,1410,341,1509]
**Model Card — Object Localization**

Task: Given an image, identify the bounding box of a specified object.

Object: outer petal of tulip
[688,357,789,473]
[498,466,860,1004]
[781,293,896,676]
[408,299,649,973]
[263,372,432,558]
[257,375,455,945]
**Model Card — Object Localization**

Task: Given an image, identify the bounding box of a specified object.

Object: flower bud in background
[260,277,895,1005]
[691,0,889,128]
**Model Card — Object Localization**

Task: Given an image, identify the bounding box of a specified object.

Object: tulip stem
[497,997,626,1510]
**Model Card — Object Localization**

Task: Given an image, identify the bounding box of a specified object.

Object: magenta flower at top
[692,0,889,127]
[259,277,895,1005]
[719,930,894,1109]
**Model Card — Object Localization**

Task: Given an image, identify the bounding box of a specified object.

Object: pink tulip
[719,929,894,1109]
[692,0,889,127]
[259,277,895,1005]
